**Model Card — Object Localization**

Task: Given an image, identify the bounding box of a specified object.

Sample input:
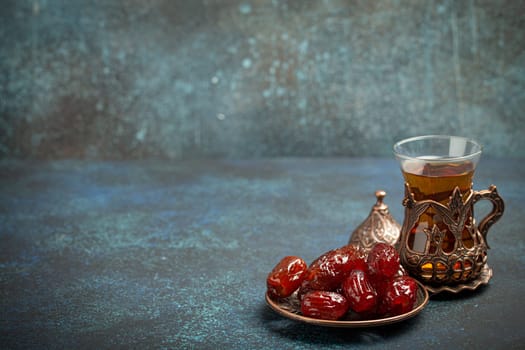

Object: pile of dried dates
[266,243,418,320]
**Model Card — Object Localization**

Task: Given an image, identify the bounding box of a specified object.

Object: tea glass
[393,135,504,287]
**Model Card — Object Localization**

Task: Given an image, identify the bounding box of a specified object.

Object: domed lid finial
[374,190,388,210]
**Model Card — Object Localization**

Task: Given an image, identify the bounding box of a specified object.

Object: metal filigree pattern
[349,191,401,253]
[398,183,504,286]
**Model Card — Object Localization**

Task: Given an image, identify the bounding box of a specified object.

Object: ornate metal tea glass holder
[397,183,504,288]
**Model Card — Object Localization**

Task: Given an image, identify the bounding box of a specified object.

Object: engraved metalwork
[398,183,505,287]
[424,264,492,294]
[348,190,401,253]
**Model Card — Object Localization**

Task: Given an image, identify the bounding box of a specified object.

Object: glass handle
[473,185,505,248]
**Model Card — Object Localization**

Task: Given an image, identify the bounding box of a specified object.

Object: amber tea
[402,161,475,202]
[402,160,476,256]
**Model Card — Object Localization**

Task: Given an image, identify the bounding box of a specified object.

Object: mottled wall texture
[1,0,524,159]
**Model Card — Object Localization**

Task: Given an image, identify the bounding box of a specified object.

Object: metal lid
[348,190,401,252]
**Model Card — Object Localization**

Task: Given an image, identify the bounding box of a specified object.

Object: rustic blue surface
[1,1,525,159]
[1,158,524,348]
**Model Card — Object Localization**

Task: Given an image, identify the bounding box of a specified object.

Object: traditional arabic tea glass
[393,135,504,287]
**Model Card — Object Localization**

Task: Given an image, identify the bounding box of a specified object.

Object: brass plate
[423,264,493,295]
[265,280,429,328]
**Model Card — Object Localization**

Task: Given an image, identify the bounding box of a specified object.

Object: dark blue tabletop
[1,158,524,349]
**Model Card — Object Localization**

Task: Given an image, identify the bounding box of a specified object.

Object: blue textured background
[1,0,524,159]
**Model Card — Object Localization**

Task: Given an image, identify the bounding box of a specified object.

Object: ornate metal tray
[265,280,429,328]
